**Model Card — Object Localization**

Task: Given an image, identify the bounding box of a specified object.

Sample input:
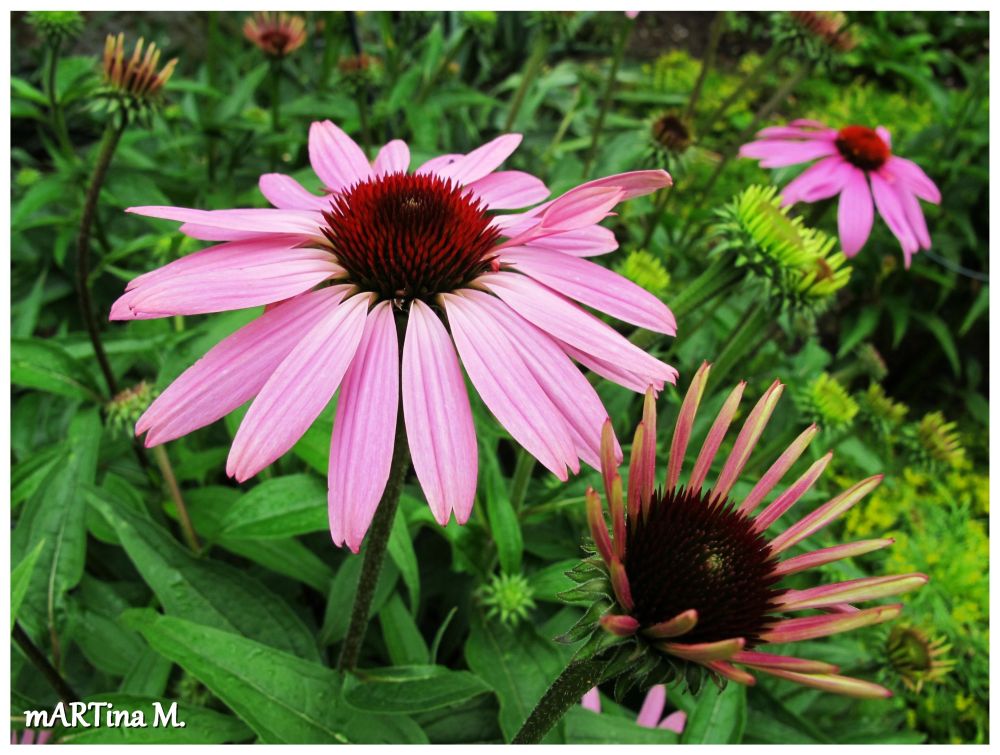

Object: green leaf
[914,312,961,375]
[343,664,491,714]
[119,647,173,697]
[11,409,102,631]
[387,503,420,609]
[11,443,64,510]
[464,611,571,742]
[11,338,102,401]
[380,592,429,666]
[10,539,45,630]
[321,555,399,645]
[56,694,253,744]
[88,487,321,661]
[124,610,427,744]
[837,308,880,359]
[219,536,334,593]
[564,707,681,744]
[481,450,523,574]
[681,681,746,744]
[217,474,327,539]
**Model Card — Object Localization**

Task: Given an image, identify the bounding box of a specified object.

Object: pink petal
[111,251,341,319]
[436,133,522,185]
[773,538,894,577]
[415,153,463,175]
[667,361,711,490]
[559,340,664,394]
[127,206,323,236]
[372,139,411,176]
[739,138,837,168]
[642,608,698,639]
[500,248,675,335]
[870,172,918,256]
[875,125,892,148]
[173,224,272,242]
[514,187,623,243]
[713,380,783,501]
[466,171,549,210]
[897,183,932,251]
[124,235,315,292]
[777,573,927,611]
[660,711,686,734]
[688,381,745,492]
[226,292,372,481]
[527,225,619,257]
[471,290,614,469]
[259,174,332,211]
[753,452,833,532]
[885,156,941,204]
[780,156,853,206]
[732,651,837,674]
[737,424,818,516]
[750,669,892,699]
[837,168,874,256]
[636,685,667,728]
[769,475,883,554]
[308,120,373,192]
[581,687,602,713]
[755,125,838,141]
[528,170,672,217]
[136,286,353,446]
[442,291,577,480]
[328,301,399,552]
[662,637,744,663]
[761,604,901,644]
[480,272,676,390]
[402,300,478,525]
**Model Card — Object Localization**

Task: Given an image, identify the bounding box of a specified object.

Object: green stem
[503,32,548,132]
[76,120,126,398]
[583,20,629,176]
[13,623,79,704]
[698,42,783,133]
[152,445,200,553]
[683,11,725,124]
[710,301,774,387]
[338,322,410,671]
[509,449,536,512]
[268,58,282,171]
[46,37,74,156]
[512,654,613,744]
[639,184,674,252]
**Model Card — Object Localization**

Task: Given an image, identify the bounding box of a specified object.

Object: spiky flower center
[321,172,500,302]
[625,487,783,646]
[835,125,890,171]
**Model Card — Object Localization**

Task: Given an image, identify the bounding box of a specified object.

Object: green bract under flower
[712,185,851,310]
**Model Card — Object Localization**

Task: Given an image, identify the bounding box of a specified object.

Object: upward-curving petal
[128,205,323,236]
[435,133,522,185]
[259,173,333,211]
[328,301,399,552]
[402,300,478,525]
[466,171,549,210]
[739,138,838,168]
[308,120,373,191]
[227,292,372,482]
[372,139,411,176]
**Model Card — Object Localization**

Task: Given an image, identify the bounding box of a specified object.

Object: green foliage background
[10,10,989,745]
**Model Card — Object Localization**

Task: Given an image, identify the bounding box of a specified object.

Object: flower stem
[710,301,774,387]
[639,184,674,252]
[338,324,411,671]
[583,19,629,176]
[152,445,200,553]
[76,120,126,398]
[12,622,79,704]
[45,37,74,156]
[509,449,535,512]
[512,654,613,744]
[268,57,282,171]
[503,31,548,132]
[683,11,726,124]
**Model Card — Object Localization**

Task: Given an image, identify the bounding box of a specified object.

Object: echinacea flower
[577,362,926,698]
[102,33,177,101]
[582,685,686,733]
[886,625,955,693]
[10,730,52,745]
[243,11,307,58]
[112,121,676,552]
[739,120,941,267]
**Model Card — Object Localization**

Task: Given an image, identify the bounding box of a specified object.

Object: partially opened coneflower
[574,362,926,699]
[112,120,677,551]
[243,11,307,58]
[739,120,941,266]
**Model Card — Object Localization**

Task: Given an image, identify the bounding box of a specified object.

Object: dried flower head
[243,11,307,58]
[651,113,693,155]
[564,363,926,698]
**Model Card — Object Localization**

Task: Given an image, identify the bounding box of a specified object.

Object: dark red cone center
[625,487,784,646]
[321,172,500,302]
[835,125,890,171]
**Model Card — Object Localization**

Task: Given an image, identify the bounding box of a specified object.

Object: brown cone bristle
[321,172,501,302]
[625,486,784,646]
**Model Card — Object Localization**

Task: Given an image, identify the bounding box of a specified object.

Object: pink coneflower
[243,11,307,58]
[112,121,676,552]
[11,730,53,745]
[739,120,941,267]
[585,362,926,697]
[582,685,686,733]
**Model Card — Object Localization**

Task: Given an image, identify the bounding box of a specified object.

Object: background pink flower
[113,121,677,552]
[581,685,686,733]
[739,119,941,267]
